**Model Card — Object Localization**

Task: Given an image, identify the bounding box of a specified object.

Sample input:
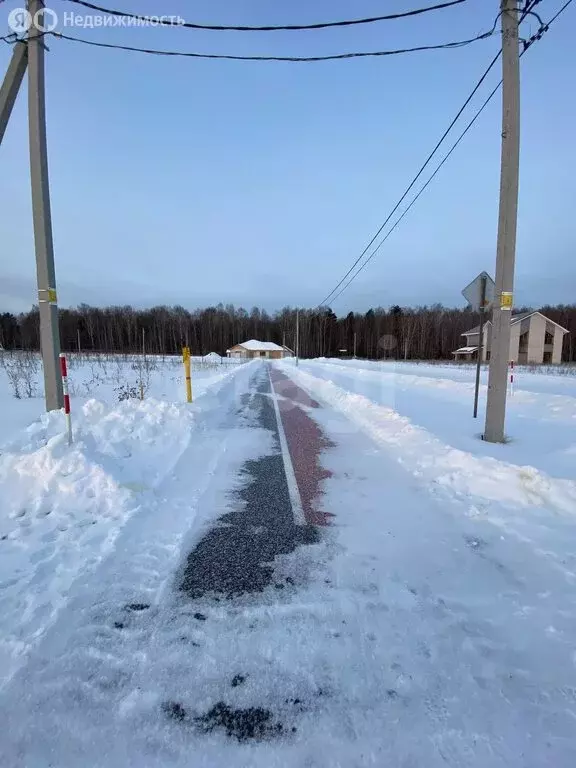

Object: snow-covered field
[1,355,576,766]
[0,352,242,443]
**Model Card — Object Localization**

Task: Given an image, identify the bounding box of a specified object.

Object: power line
[65,0,467,32]
[319,0,572,308]
[317,50,502,306]
[326,86,503,306]
[530,0,572,28]
[317,0,538,307]
[46,27,497,62]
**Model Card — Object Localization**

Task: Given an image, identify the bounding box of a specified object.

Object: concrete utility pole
[0,42,27,146]
[28,0,63,409]
[484,0,520,443]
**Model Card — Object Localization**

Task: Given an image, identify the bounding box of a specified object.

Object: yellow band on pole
[183,347,192,403]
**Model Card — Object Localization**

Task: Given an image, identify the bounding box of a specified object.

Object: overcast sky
[1,0,575,317]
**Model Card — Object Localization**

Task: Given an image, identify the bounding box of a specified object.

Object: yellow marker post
[183,346,192,403]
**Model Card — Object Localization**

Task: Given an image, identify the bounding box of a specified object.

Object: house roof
[508,311,569,333]
[453,346,479,354]
[232,339,285,351]
[462,311,569,336]
[510,311,532,323]
[462,322,491,335]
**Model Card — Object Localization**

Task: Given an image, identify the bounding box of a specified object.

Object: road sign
[462,271,495,311]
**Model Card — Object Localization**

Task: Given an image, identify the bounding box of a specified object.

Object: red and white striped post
[509,360,514,396]
[59,353,73,445]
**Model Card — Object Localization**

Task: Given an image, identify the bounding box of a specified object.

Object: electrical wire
[318,2,542,306]
[526,0,571,30]
[317,50,502,306]
[317,0,538,306]
[46,27,497,62]
[64,0,468,32]
[319,0,573,307]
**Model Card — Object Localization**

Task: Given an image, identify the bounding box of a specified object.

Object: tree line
[1,302,575,361]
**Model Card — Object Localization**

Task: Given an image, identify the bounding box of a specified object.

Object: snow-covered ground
[0,352,243,443]
[279,358,576,570]
[0,354,250,688]
[1,356,576,766]
[298,358,576,479]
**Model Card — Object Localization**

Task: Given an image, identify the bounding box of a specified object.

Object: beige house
[453,311,568,364]
[226,340,294,360]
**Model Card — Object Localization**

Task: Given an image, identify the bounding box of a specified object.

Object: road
[1,360,575,768]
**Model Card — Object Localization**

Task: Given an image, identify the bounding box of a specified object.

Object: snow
[278,358,576,578]
[299,358,576,479]
[0,353,243,443]
[302,379,574,511]
[0,356,252,688]
[1,356,576,766]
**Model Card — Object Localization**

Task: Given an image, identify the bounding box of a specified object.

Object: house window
[543,351,552,363]
[519,331,529,352]
[545,331,554,345]
[260,351,266,357]
[486,351,491,361]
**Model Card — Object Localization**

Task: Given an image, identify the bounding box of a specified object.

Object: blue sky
[1,0,575,316]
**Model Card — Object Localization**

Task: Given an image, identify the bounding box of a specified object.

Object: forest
[1,302,575,361]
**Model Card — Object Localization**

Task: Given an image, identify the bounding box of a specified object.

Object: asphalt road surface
[180,364,324,599]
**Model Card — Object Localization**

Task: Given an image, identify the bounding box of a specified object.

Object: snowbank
[280,359,576,481]
[280,364,576,518]
[312,357,576,396]
[0,362,251,688]
[0,353,247,444]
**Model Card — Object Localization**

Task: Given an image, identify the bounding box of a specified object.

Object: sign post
[462,271,495,419]
[473,276,488,418]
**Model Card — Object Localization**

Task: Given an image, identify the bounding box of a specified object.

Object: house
[453,311,569,364]
[226,340,294,360]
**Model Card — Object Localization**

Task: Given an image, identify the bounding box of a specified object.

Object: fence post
[59,353,73,445]
[183,346,192,403]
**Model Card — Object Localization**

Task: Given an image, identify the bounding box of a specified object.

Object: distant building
[203,351,222,362]
[453,311,568,364]
[226,340,294,360]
